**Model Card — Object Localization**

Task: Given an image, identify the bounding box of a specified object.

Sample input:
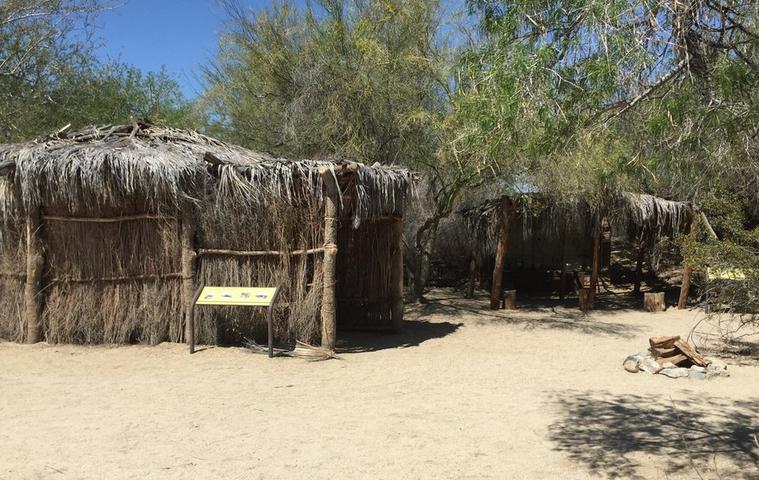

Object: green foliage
[203,0,448,169]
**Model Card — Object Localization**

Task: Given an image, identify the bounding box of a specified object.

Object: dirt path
[1,289,757,479]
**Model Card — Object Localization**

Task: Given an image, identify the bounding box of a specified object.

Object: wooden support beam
[490,196,513,310]
[24,210,44,343]
[389,213,404,332]
[180,203,197,343]
[633,230,646,295]
[319,166,339,350]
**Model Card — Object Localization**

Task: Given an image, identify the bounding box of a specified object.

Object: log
[649,335,680,349]
[490,196,512,310]
[644,292,666,312]
[578,288,593,312]
[502,289,517,309]
[389,215,404,332]
[319,166,339,350]
[180,204,197,343]
[197,247,324,257]
[655,353,689,367]
[673,339,708,367]
[24,210,44,343]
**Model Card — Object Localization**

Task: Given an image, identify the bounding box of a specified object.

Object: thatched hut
[457,191,697,308]
[0,124,412,349]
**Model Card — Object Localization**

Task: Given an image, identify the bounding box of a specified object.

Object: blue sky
[93,0,305,98]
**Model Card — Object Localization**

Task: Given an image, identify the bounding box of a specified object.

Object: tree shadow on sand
[407,296,644,339]
[336,319,462,353]
[547,390,759,479]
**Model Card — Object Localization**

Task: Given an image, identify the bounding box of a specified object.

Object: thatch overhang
[0,123,413,223]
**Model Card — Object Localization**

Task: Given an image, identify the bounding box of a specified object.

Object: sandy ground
[1,288,758,480]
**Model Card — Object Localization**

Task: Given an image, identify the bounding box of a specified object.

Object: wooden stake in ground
[490,196,513,310]
[24,210,44,343]
[180,203,197,343]
[633,229,646,294]
[319,166,339,350]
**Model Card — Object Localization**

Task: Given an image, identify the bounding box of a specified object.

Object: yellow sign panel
[708,268,748,281]
[195,286,277,306]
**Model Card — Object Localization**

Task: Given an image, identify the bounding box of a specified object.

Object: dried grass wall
[0,209,25,341]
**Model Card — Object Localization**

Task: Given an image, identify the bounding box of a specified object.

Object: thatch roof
[461,191,694,246]
[0,123,413,223]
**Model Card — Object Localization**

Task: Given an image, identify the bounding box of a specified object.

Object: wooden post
[466,252,477,299]
[633,230,646,294]
[559,222,568,300]
[589,215,602,307]
[24,210,44,343]
[678,207,699,310]
[319,167,339,350]
[180,203,197,343]
[490,196,512,310]
[389,215,404,332]
[578,288,592,312]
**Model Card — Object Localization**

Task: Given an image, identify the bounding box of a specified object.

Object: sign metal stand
[188,284,282,357]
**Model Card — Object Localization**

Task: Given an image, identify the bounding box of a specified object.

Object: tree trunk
[24,210,44,343]
[410,215,440,303]
[490,196,512,310]
[678,207,699,310]
[320,167,339,350]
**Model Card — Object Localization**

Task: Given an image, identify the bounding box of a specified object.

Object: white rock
[659,367,690,378]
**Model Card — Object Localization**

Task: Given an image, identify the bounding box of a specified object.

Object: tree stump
[502,289,517,309]
[644,292,666,312]
[578,288,593,311]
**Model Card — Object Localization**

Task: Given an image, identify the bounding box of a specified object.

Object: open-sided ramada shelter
[0,124,413,349]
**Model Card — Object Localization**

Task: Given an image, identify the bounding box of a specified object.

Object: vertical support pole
[24,209,44,343]
[490,196,512,310]
[466,251,477,299]
[559,222,568,301]
[589,215,601,307]
[319,166,339,351]
[389,214,404,332]
[633,229,645,294]
[180,203,197,344]
[678,207,698,310]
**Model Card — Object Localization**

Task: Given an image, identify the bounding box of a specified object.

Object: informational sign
[195,286,278,306]
[707,268,748,281]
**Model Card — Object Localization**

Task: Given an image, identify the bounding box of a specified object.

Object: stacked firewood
[648,335,708,368]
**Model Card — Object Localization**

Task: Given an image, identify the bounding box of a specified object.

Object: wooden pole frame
[589,214,602,307]
[319,166,339,351]
[24,209,44,343]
